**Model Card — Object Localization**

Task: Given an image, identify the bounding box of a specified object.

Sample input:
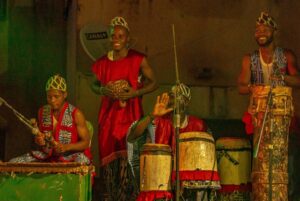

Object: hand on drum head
[152,93,174,117]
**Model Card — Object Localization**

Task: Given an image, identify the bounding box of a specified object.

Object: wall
[73,0,300,176]
[76,0,300,85]
[0,0,67,160]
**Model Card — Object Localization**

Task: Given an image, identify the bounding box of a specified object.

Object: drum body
[248,86,293,116]
[249,86,293,201]
[216,137,251,201]
[176,132,220,190]
[0,162,94,201]
[140,143,172,192]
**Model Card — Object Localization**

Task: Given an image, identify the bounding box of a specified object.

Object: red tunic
[92,49,145,166]
[154,115,208,149]
[32,102,92,163]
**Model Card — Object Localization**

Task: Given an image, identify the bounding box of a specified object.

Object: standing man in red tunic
[91,16,157,201]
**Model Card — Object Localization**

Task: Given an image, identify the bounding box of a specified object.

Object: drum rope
[217,150,239,165]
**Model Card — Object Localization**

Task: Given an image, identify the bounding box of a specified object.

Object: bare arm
[284,50,300,87]
[90,75,115,97]
[54,109,90,153]
[137,57,158,96]
[127,93,173,142]
[118,57,158,100]
[238,54,252,94]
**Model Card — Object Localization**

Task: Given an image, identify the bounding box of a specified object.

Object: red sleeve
[180,116,207,133]
[38,107,43,131]
[242,111,254,135]
[91,54,108,82]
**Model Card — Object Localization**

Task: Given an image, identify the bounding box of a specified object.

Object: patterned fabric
[250,47,287,86]
[103,157,137,201]
[39,103,91,163]
[256,11,277,30]
[45,74,67,92]
[9,153,40,163]
[250,88,293,201]
[9,102,92,164]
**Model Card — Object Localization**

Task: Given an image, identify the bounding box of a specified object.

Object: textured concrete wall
[74,0,300,175]
[76,0,300,85]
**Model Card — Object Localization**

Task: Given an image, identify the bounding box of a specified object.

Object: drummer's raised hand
[152,93,174,117]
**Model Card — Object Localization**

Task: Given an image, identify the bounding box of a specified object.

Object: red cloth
[136,191,173,201]
[171,170,220,182]
[92,50,145,166]
[242,111,300,136]
[242,111,254,135]
[154,115,207,148]
[37,102,92,161]
[218,183,252,193]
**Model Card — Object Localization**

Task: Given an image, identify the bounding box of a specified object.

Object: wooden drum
[176,132,220,189]
[140,143,172,192]
[216,137,251,201]
[248,86,293,116]
[0,162,94,201]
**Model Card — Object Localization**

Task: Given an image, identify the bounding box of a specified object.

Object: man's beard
[256,35,274,47]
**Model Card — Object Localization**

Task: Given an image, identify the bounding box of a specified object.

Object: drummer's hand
[152,93,173,117]
[34,132,46,146]
[30,118,38,127]
[53,143,69,154]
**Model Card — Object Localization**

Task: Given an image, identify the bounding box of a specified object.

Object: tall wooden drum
[249,86,293,201]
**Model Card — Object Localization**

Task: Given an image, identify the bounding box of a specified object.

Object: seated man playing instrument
[9,74,92,165]
[127,83,219,201]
